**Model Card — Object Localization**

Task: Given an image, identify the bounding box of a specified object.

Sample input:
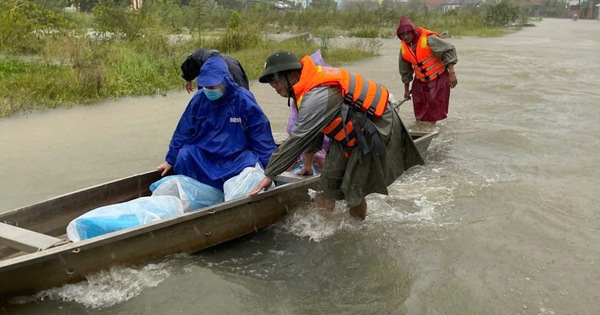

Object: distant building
[441,0,484,11]
[63,4,77,12]
[292,0,309,8]
[295,0,344,9]
[275,1,293,9]
[426,0,447,7]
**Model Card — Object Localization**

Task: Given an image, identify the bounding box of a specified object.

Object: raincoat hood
[196,57,239,102]
[396,16,421,45]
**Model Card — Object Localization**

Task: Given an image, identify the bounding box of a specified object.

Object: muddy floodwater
[1,18,599,315]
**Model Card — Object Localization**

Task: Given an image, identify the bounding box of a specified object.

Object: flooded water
[2,18,600,314]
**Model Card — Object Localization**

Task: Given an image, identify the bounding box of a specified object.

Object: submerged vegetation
[1,0,532,117]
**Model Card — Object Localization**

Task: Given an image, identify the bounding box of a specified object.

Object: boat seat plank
[0,222,63,253]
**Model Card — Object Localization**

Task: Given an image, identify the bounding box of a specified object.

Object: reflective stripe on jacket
[401,27,446,82]
[293,56,389,148]
[321,116,358,147]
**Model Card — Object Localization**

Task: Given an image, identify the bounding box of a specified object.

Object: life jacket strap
[352,114,371,156]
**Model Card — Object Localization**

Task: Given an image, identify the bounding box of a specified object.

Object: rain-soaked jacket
[264,57,424,207]
[166,58,276,190]
[292,61,390,154]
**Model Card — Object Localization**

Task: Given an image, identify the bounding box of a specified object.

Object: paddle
[393,97,410,110]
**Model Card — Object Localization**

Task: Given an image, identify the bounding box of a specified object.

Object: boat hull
[0,177,318,297]
[0,131,436,299]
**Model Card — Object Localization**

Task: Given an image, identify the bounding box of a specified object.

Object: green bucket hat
[259,51,302,83]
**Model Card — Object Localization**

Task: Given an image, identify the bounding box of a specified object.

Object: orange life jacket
[401,27,446,82]
[293,56,389,148]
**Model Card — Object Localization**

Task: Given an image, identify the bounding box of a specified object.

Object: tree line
[0,0,564,117]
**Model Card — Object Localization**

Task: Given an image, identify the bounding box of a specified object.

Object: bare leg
[411,121,434,132]
[313,195,335,214]
[348,199,367,220]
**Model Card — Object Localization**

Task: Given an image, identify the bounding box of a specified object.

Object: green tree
[0,0,74,53]
[75,0,100,12]
[30,0,71,10]
[219,0,246,10]
[578,0,596,18]
[95,6,146,39]
[540,0,569,17]
[485,0,520,27]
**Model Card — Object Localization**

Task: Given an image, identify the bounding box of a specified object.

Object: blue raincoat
[166,58,276,190]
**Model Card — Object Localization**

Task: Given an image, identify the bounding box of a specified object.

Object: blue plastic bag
[66,196,184,241]
[150,175,224,211]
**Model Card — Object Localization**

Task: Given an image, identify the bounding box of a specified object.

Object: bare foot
[348,199,367,220]
[410,121,438,133]
[313,195,335,216]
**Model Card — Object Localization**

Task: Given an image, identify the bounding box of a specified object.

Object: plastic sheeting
[67,175,225,242]
[223,163,273,201]
[150,175,224,211]
[66,196,184,242]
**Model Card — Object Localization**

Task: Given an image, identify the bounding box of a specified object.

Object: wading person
[397,16,458,131]
[286,49,331,174]
[247,51,424,220]
[180,49,250,93]
[159,57,276,195]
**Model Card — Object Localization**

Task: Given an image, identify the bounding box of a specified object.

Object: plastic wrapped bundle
[66,175,226,242]
[66,196,184,242]
[223,163,273,201]
[150,175,224,211]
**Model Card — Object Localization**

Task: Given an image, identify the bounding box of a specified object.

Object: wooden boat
[0,131,437,300]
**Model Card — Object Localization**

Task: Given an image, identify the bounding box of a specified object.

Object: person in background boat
[158,57,276,193]
[181,49,250,93]
[247,51,424,220]
[397,16,458,131]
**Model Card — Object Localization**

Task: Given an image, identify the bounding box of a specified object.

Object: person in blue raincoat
[157,57,276,191]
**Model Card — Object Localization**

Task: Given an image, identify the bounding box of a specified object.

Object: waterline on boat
[12,262,172,309]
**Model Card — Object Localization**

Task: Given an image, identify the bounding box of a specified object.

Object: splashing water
[11,262,172,309]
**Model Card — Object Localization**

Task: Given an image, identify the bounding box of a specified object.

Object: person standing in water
[397,16,458,131]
